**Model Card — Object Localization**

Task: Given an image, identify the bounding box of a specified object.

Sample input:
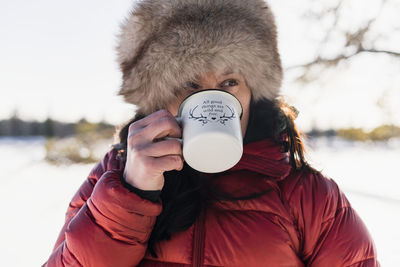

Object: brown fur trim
[117,0,282,114]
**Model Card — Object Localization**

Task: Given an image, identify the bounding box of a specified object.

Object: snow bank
[0,137,399,266]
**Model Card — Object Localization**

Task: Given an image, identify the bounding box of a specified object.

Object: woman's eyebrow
[222,70,234,76]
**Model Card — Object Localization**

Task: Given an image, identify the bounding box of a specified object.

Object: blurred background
[1,0,399,266]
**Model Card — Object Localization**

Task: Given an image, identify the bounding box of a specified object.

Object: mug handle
[175,116,182,126]
[163,116,183,144]
[164,136,183,144]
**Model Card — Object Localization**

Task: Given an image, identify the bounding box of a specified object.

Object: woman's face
[167,70,251,136]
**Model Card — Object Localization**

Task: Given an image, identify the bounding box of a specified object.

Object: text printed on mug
[188,99,236,126]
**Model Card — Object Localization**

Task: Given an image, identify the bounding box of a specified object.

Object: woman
[44,0,379,266]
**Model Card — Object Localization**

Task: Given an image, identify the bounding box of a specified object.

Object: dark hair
[113,97,311,257]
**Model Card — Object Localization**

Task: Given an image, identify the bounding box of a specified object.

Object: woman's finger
[140,115,182,141]
[148,155,184,172]
[137,138,182,158]
[128,109,172,137]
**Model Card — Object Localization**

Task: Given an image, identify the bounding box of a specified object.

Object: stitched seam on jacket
[64,240,84,267]
[215,208,295,225]
[273,187,303,259]
[89,198,147,232]
[321,205,351,225]
[279,172,319,260]
[278,178,303,249]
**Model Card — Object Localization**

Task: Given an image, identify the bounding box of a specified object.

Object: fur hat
[117,0,282,114]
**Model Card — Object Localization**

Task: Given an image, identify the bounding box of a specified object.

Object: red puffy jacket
[44,139,379,266]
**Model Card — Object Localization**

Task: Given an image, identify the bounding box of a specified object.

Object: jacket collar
[228,139,292,180]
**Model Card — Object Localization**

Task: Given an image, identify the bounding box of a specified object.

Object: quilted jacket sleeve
[285,170,379,267]
[43,149,162,267]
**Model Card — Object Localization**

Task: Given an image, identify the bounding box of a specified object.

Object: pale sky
[1,0,399,130]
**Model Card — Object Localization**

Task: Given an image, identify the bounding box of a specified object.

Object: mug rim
[177,89,243,118]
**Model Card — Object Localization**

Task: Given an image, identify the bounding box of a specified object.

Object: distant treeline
[0,115,115,137]
[307,125,400,141]
[1,115,400,141]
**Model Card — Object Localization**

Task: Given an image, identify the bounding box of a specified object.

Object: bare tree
[287,0,400,83]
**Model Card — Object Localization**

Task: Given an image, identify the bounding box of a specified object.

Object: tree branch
[359,47,400,57]
[286,47,400,70]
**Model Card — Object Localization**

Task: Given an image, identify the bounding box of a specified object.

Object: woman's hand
[123,110,183,191]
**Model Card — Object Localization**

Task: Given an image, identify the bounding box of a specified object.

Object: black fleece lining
[120,175,161,203]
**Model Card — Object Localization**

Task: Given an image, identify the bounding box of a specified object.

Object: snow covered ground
[0,137,399,266]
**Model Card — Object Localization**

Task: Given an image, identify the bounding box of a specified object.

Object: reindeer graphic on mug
[188,100,236,126]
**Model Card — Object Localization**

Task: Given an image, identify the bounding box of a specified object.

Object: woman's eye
[221,79,238,87]
[185,82,201,90]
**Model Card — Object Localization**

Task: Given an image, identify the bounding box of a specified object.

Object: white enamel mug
[177,89,243,173]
